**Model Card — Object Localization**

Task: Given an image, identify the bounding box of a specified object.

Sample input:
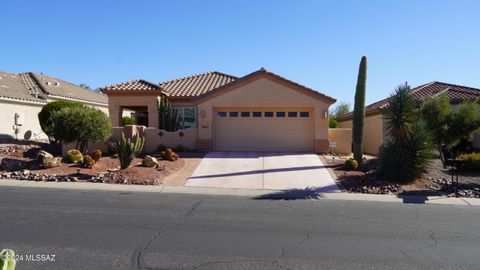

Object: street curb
[1,179,479,206]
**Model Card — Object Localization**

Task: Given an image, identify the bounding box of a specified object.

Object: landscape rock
[142,155,158,167]
[37,150,53,162]
[0,158,27,171]
[41,157,62,169]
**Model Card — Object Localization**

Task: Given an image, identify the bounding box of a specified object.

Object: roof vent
[46,81,51,85]
[54,82,60,86]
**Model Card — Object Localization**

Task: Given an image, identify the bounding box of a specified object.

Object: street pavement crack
[134,198,203,270]
[271,223,316,270]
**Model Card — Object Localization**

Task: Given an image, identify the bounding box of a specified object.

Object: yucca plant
[0,249,16,270]
[382,83,417,144]
[116,133,145,169]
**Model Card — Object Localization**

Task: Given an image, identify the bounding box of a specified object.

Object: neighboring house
[338,81,480,155]
[0,71,108,141]
[102,68,336,152]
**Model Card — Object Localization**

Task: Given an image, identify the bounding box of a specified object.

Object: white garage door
[214,108,314,152]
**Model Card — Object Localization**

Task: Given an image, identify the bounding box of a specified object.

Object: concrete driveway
[186,152,339,191]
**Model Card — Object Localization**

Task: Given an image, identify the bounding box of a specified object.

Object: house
[102,68,342,152]
[0,71,108,141]
[337,81,480,155]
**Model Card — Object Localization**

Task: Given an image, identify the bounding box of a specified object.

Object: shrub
[378,121,433,183]
[0,248,16,270]
[121,116,136,126]
[458,153,480,171]
[83,155,95,169]
[63,149,83,164]
[38,100,85,143]
[157,144,168,152]
[173,145,188,152]
[344,158,358,170]
[116,133,145,169]
[53,106,112,153]
[89,149,102,162]
[161,148,178,161]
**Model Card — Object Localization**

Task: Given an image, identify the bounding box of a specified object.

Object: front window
[174,107,197,129]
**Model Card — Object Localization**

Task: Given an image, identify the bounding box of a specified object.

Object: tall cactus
[157,94,182,131]
[352,56,367,165]
[116,133,145,169]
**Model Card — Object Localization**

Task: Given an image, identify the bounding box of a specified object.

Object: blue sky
[1,0,479,107]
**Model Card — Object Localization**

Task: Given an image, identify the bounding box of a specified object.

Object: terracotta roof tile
[159,71,237,97]
[338,81,480,121]
[101,79,165,93]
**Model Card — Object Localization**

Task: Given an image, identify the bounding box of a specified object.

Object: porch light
[323,110,328,119]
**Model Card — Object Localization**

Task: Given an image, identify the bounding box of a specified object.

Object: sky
[1,0,479,107]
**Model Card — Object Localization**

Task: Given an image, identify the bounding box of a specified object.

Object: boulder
[142,155,158,167]
[37,150,53,162]
[41,157,62,169]
[1,158,27,171]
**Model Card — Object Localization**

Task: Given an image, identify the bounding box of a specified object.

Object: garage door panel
[214,108,314,152]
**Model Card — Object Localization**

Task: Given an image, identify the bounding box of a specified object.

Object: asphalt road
[1,187,480,270]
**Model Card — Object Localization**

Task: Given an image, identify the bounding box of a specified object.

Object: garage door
[214,108,314,152]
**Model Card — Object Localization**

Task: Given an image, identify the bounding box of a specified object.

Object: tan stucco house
[338,81,480,155]
[102,69,338,152]
[0,71,108,141]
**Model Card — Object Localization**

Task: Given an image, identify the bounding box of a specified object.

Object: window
[276,112,286,117]
[300,112,310,118]
[288,112,298,117]
[241,112,250,117]
[265,112,274,117]
[252,111,262,117]
[229,112,238,117]
[174,107,197,128]
[218,112,227,118]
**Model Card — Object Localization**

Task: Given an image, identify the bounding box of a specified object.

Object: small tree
[329,117,339,128]
[329,102,350,128]
[38,100,85,143]
[421,96,480,164]
[352,56,367,164]
[53,107,112,153]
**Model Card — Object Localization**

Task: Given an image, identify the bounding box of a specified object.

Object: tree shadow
[253,185,339,200]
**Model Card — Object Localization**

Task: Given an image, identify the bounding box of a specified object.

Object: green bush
[378,121,433,183]
[121,116,136,126]
[38,100,85,143]
[459,153,480,171]
[157,144,168,152]
[344,158,358,170]
[53,106,112,153]
[63,149,83,164]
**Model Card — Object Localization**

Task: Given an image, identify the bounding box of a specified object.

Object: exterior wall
[107,94,159,127]
[62,125,197,154]
[0,100,48,141]
[338,113,384,155]
[328,128,352,155]
[196,78,331,152]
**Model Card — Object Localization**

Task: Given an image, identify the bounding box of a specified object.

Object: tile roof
[27,72,108,104]
[101,79,165,93]
[159,71,237,97]
[0,71,45,103]
[0,70,108,105]
[338,81,480,121]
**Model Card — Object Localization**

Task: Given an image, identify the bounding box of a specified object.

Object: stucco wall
[328,128,352,155]
[196,77,331,152]
[0,100,48,141]
[107,94,159,127]
[338,113,384,155]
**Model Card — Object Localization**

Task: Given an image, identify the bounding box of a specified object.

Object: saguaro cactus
[352,56,367,165]
[157,94,182,131]
[116,133,145,169]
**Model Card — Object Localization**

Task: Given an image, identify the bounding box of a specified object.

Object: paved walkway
[185,152,340,191]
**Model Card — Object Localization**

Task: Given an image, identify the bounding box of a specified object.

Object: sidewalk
[1,179,479,206]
